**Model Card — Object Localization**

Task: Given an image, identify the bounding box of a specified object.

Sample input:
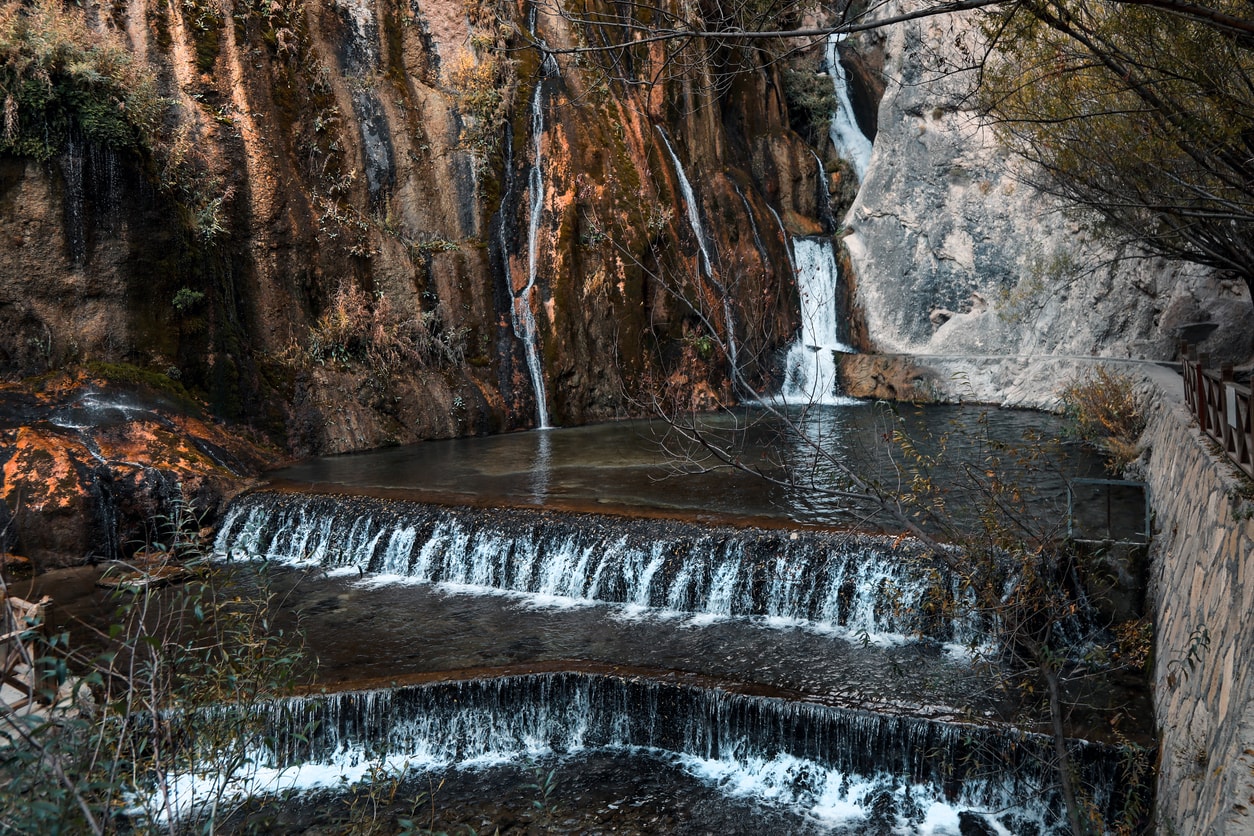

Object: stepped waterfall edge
[155,672,1138,834]
[215,490,989,647]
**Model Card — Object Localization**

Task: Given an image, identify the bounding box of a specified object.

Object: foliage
[978,0,1254,299]
[0,496,308,834]
[0,0,163,161]
[446,50,515,160]
[307,282,469,371]
[781,67,838,143]
[1058,367,1146,472]
[0,0,230,240]
[171,288,206,314]
[888,410,1154,833]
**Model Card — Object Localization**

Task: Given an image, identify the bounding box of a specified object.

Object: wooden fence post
[1197,352,1210,432]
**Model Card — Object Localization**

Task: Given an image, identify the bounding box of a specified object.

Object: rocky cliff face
[0,0,826,454]
[842,10,1254,372]
[0,0,840,562]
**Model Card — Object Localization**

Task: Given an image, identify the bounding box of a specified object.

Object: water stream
[512,49,558,429]
[780,240,856,405]
[23,402,1144,832]
[656,126,740,374]
[825,33,874,181]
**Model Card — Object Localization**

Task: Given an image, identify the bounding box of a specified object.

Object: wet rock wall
[0,0,829,457]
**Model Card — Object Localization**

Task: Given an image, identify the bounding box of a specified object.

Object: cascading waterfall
[825,33,874,182]
[779,239,856,405]
[511,47,559,430]
[655,126,739,374]
[165,673,1133,833]
[216,491,986,646]
[811,151,836,233]
[765,204,797,279]
[770,35,871,406]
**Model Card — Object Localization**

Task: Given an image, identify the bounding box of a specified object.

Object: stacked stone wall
[1144,387,1254,834]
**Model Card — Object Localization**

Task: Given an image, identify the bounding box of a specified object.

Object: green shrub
[781,67,837,141]
[0,497,308,833]
[1058,367,1147,472]
[0,0,163,161]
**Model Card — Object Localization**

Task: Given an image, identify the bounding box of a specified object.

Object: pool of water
[271,403,1113,533]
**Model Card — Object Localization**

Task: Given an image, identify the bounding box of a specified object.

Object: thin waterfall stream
[511,45,558,430]
[656,126,740,375]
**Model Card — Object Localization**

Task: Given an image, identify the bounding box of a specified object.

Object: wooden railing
[1181,343,1254,479]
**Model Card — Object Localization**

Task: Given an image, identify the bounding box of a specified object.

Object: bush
[1058,367,1147,472]
[0,0,230,240]
[781,68,837,142]
[0,498,308,833]
[307,282,468,371]
[0,0,163,161]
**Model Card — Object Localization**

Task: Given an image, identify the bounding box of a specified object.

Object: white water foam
[825,33,874,181]
[779,238,859,405]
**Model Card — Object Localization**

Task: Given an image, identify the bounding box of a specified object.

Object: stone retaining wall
[1143,385,1254,834]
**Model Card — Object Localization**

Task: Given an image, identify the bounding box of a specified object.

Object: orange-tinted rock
[0,374,270,570]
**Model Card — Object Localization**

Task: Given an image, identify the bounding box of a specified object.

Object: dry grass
[308,282,468,371]
[1058,367,1147,472]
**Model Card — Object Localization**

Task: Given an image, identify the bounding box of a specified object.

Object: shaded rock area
[0,371,269,570]
[842,10,1254,368]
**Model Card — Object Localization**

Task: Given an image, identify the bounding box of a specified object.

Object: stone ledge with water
[154,673,1144,834]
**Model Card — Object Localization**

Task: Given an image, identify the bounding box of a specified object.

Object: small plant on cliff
[446,50,515,161]
[307,282,468,371]
[781,67,838,144]
[1058,367,1146,473]
[0,0,163,160]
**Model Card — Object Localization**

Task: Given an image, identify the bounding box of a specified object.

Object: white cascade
[655,127,739,373]
[215,492,988,647]
[512,52,559,430]
[153,674,1113,834]
[779,238,856,405]
[765,204,797,279]
[825,33,874,182]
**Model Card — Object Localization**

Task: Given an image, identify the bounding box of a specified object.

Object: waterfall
[61,133,86,264]
[164,673,1133,833]
[732,183,769,268]
[811,151,836,233]
[825,34,874,181]
[216,492,987,647]
[655,126,739,374]
[765,204,797,279]
[656,127,713,276]
[511,50,559,429]
[779,239,856,405]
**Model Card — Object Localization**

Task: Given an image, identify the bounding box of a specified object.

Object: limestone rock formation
[842,10,1254,372]
[0,0,824,461]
